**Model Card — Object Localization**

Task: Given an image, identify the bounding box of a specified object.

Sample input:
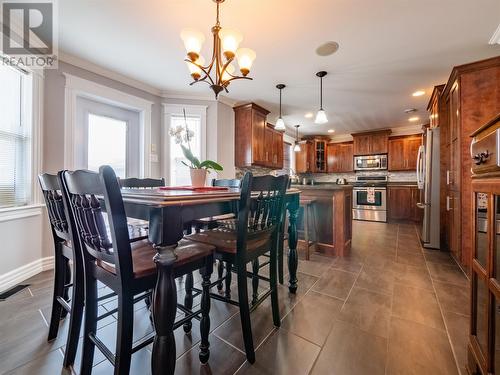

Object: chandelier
[180,0,256,98]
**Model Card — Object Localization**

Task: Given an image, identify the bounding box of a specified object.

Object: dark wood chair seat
[99,239,214,278]
[187,228,270,255]
[194,213,235,224]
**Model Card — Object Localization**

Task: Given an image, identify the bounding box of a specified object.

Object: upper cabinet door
[353,135,371,155]
[388,138,406,170]
[252,110,267,164]
[405,137,421,171]
[370,134,389,154]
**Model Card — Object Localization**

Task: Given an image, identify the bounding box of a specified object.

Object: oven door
[353,188,387,210]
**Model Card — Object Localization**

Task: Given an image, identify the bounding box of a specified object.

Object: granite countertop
[290,183,353,190]
[387,181,418,187]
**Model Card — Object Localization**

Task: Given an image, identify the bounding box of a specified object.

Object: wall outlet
[150,154,159,163]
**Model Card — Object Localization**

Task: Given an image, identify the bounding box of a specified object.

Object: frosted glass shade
[275,117,285,131]
[180,28,205,60]
[220,29,243,58]
[293,142,301,152]
[315,109,328,124]
[236,48,256,76]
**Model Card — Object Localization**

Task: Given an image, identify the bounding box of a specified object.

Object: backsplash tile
[299,170,417,183]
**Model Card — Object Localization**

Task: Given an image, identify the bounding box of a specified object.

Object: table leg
[287,197,299,294]
[151,245,177,375]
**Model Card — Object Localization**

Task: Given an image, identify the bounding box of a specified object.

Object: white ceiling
[59,0,500,135]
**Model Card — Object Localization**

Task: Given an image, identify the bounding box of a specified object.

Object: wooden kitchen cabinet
[352,130,391,155]
[313,139,327,173]
[439,56,500,271]
[327,142,353,173]
[388,186,422,222]
[263,124,284,169]
[234,103,284,169]
[388,135,422,171]
[295,141,313,173]
[468,114,500,375]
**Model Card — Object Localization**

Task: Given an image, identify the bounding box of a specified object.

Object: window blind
[0,65,31,209]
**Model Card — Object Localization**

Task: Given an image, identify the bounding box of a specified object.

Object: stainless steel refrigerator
[416,127,440,249]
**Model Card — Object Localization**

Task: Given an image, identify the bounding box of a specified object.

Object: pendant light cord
[320,76,323,110]
[279,88,282,118]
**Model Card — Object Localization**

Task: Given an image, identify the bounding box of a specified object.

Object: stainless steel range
[352,175,388,222]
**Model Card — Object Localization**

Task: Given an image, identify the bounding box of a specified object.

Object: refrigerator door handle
[416,145,425,189]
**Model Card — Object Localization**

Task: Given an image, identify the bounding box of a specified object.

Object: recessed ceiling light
[404,108,418,114]
[412,90,425,97]
[305,112,314,118]
[316,41,339,56]
[328,129,335,133]
[408,116,420,122]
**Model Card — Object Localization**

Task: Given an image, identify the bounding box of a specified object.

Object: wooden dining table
[118,186,301,373]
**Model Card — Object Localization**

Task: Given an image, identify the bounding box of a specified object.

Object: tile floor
[0,221,469,375]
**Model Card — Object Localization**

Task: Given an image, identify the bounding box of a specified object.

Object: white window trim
[0,67,44,217]
[63,73,153,177]
[163,103,207,186]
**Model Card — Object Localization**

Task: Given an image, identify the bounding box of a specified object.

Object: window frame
[0,63,44,215]
[163,104,207,186]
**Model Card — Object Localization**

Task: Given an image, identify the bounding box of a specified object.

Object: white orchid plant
[169,109,223,172]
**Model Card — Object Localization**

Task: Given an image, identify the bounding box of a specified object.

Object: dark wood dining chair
[187,172,289,363]
[60,166,215,375]
[192,178,241,291]
[38,173,84,368]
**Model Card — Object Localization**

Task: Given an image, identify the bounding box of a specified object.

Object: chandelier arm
[189,79,213,87]
[184,58,217,86]
[223,76,253,85]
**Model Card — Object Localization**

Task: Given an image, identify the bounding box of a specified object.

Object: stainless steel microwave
[354,154,388,171]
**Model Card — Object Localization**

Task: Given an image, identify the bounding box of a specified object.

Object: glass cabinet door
[476,193,488,269]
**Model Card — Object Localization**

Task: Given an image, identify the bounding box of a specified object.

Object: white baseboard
[0,256,54,293]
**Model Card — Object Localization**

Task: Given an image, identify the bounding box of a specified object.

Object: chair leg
[225,262,232,299]
[270,242,281,328]
[237,264,255,364]
[47,247,66,341]
[199,258,213,363]
[61,259,71,319]
[80,274,98,375]
[278,224,284,285]
[304,205,310,260]
[183,272,194,333]
[251,258,259,305]
[114,293,134,375]
[216,260,224,291]
[62,259,84,368]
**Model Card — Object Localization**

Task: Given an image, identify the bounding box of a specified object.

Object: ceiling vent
[404,108,418,114]
[489,24,500,45]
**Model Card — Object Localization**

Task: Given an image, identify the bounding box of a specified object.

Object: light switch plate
[150,154,159,163]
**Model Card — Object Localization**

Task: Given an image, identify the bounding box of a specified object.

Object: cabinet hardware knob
[472,150,490,165]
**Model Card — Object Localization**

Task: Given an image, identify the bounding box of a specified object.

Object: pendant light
[315,71,328,124]
[293,125,301,152]
[275,84,286,131]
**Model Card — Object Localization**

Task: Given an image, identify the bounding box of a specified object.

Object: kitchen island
[293,184,353,257]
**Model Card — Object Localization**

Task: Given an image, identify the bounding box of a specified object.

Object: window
[0,65,32,209]
[169,114,202,186]
[76,97,141,178]
[87,114,127,178]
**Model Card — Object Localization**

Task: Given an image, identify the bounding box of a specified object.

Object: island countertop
[291,183,353,190]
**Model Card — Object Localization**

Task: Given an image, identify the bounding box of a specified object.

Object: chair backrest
[211,178,241,188]
[38,173,70,242]
[118,177,165,189]
[60,166,134,280]
[236,172,289,258]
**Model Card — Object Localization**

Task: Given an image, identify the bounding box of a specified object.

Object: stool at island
[299,198,318,260]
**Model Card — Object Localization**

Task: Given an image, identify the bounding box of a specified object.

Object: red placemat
[158,186,230,192]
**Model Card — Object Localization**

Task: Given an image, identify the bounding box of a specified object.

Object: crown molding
[160,90,238,107]
[58,51,163,96]
[328,124,423,143]
[489,23,500,45]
